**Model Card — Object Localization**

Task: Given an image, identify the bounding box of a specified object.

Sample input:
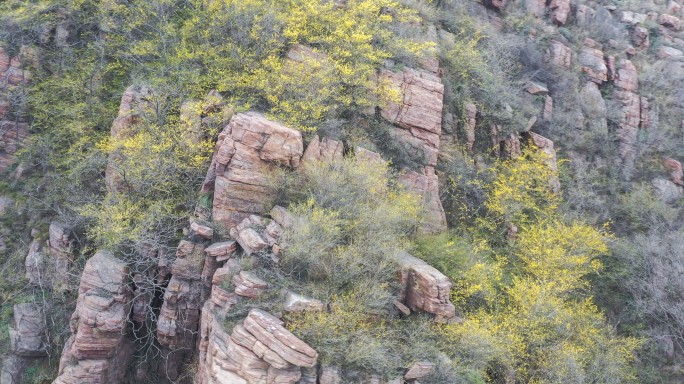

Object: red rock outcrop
[547,40,572,68]
[633,25,650,49]
[9,303,47,357]
[53,250,133,384]
[550,0,571,24]
[379,67,444,167]
[0,46,33,174]
[396,251,456,322]
[301,135,343,166]
[579,40,608,83]
[659,14,682,30]
[612,59,645,177]
[399,167,447,232]
[663,157,684,186]
[203,112,304,229]
[156,240,206,379]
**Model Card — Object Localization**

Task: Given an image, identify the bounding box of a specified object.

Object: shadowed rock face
[53,250,133,384]
[0,46,32,174]
[203,112,304,229]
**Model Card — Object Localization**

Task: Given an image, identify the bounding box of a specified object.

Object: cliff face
[3,0,684,382]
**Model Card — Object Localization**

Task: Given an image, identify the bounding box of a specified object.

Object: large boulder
[203,112,304,229]
[9,303,47,357]
[396,252,456,322]
[53,251,133,384]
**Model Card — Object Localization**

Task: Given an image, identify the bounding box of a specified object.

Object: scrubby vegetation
[2,0,684,382]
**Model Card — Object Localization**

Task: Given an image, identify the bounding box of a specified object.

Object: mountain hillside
[1,0,684,383]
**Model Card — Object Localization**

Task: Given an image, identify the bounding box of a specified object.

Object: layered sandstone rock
[199,308,318,384]
[379,67,444,167]
[579,40,608,83]
[396,251,456,322]
[663,157,684,186]
[203,112,304,229]
[54,251,133,384]
[612,59,645,177]
[0,46,32,174]
[547,40,572,68]
[301,135,344,166]
[157,240,206,379]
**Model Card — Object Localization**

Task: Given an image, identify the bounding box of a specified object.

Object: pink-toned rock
[640,97,649,130]
[53,250,132,384]
[204,112,303,228]
[550,0,571,24]
[525,81,548,95]
[270,205,295,229]
[547,40,572,67]
[576,5,596,25]
[485,0,507,11]
[399,167,447,232]
[205,240,237,261]
[579,43,608,83]
[658,46,683,59]
[404,361,435,380]
[233,271,268,298]
[663,157,684,185]
[633,26,650,49]
[397,252,455,322]
[230,215,269,255]
[464,103,477,153]
[301,135,344,166]
[0,121,29,173]
[614,59,639,92]
[191,221,215,239]
[543,95,553,120]
[668,1,682,14]
[379,67,444,167]
[24,239,44,286]
[9,303,46,357]
[659,14,682,30]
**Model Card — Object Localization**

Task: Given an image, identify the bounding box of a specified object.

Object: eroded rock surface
[203,112,304,229]
[396,251,456,322]
[53,250,133,384]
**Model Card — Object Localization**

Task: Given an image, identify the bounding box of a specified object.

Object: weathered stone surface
[399,167,447,232]
[658,46,683,59]
[9,303,46,357]
[524,0,546,17]
[301,135,343,166]
[233,271,268,298]
[576,5,596,26]
[157,241,205,353]
[653,178,683,202]
[283,292,324,313]
[550,0,571,24]
[205,240,238,260]
[633,25,650,49]
[543,95,553,121]
[579,42,608,83]
[231,215,269,255]
[270,205,295,229]
[659,14,682,30]
[668,0,682,15]
[525,81,548,95]
[485,0,507,11]
[396,251,455,322]
[24,238,44,286]
[464,103,477,153]
[579,82,608,132]
[404,361,435,380]
[0,121,29,174]
[191,221,215,239]
[54,250,133,384]
[524,132,560,193]
[379,67,444,167]
[204,112,304,229]
[547,40,572,68]
[319,367,342,384]
[663,157,684,186]
[1,355,29,384]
